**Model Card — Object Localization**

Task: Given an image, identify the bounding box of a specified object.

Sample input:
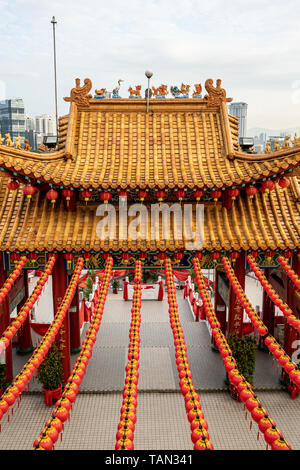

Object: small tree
[38,343,63,390]
[227,333,257,385]
[0,364,6,389]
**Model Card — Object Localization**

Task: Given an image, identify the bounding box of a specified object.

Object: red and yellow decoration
[165,258,213,450]
[115,260,142,450]
[192,256,291,450]
[33,256,113,450]
[0,255,27,307]
[0,257,85,427]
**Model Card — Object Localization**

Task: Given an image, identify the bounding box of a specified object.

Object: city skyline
[0,0,300,130]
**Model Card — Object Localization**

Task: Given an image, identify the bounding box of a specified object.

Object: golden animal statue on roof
[152,84,168,97]
[24,139,32,152]
[95,88,106,97]
[14,136,21,150]
[204,79,232,105]
[128,85,142,97]
[193,84,202,96]
[180,83,190,94]
[0,134,4,145]
[292,133,300,146]
[5,134,14,147]
[64,78,93,106]
[281,136,290,149]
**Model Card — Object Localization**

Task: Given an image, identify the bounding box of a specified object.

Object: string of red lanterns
[277,255,300,290]
[247,255,300,334]
[221,257,269,337]
[192,257,292,450]
[0,254,57,354]
[0,258,85,428]
[115,260,142,450]
[0,255,27,307]
[164,258,213,450]
[222,257,299,393]
[33,256,113,450]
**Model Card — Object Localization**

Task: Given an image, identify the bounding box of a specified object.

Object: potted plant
[112,279,120,294]
[227,333,257,399]
[0,363,6,395]
[38,343,63,406]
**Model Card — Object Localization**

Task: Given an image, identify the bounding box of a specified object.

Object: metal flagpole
[51,16,58,138]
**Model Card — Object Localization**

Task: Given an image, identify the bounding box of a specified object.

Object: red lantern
[173,252,184,264]
[28,252,38,264]
[245,185,257,199]
[283,250,292,258]
[64,253,74,270]
[137,190,147,202]
[278,178,290,191]
[23,184,37,199]
[265,250,275,260]
[83,252,92,259]
[7,179,19,192]
[194,189,204,202]
[156,190,166,203]
[229,251,240,262]
[211,190,222,202]
[119,190,129,201]
[139,252,147,261]
[262,180,275,194]
[62,188,74,207]
[46,189,58,205]
[81,189,92,203]
[175,189,186,202]
[210,251,220,261]
[10,253,21,262]
[100,191,112,204]
[157,252,167,264]
[228,188,240,200]
[121,253,131,264]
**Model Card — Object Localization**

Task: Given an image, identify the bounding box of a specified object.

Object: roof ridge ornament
[64,78,92,106]
[204,79,232,106]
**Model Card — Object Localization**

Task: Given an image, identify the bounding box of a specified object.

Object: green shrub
[38,343,63,390]
[227,333,257,385]
[0,363,6,388]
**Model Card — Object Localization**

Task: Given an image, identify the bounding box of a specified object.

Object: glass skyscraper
[0,98,25,145]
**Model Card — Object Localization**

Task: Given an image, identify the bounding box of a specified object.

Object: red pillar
[70,285,81,354]
[262,270,275,337]
[17,270,33,354]
[214,269,227,334]
[284,253,300,357]
[52,253,70,383]
[227,251,245,337]
[0,254,13,383]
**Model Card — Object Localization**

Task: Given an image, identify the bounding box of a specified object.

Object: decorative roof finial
[204,79,232,105]
[64,78,92,106]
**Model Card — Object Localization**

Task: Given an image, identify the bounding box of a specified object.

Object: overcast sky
[1,0,300,130]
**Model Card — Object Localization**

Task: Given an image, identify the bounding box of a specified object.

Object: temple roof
[1,78,300,190]
[1,175,300,252]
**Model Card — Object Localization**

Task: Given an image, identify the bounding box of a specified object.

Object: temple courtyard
[0,289,299,451]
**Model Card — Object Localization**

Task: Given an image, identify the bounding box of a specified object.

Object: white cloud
[1,0,300,128]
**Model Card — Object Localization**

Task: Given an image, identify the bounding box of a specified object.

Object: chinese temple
[0,77,299,450]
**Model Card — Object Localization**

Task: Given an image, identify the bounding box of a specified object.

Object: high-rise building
[35,114,56,136]
[0,98,25,145]
[228,102,248,138]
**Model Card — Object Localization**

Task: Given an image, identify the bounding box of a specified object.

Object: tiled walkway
[1,289,299,450]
